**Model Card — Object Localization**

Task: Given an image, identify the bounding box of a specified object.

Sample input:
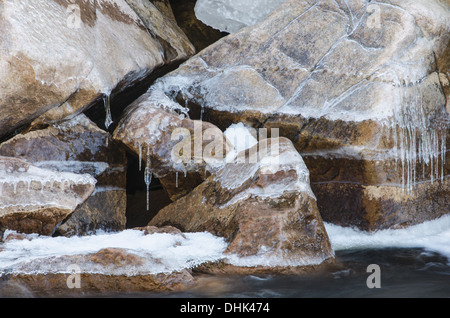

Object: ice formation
[386,72,448,193]
[215,137,316,208]
[103,92,113,129]
[0,157,96,211]
[194,0,288,33]
[0,230,228,276]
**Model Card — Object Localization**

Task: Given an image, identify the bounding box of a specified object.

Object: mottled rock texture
[0,115,127,236]
[150,138,334,266]
[0,0,195,139]
[147,0,450,230]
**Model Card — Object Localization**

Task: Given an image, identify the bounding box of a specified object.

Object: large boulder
[0,0,195,139]
[0,114,127,236]
[149,137,334,267]
[0,156,96,235]
[146,0,450,231]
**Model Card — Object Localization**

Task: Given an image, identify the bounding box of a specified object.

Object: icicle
[103,92,113,129]
[144,166,152,211]
[387,72,448,194]
[144,143,152,211]
[138,142,142,171]
[441,129,446,182]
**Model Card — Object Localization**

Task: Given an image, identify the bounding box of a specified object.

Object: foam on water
[325,215,450,260]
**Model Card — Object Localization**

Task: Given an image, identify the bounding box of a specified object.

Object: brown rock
[0,156,95,235]
[134,225,186,237]
[0,0,195,139]
[113,89,234,202]
[147,0,450,231]
[1,269,194,297]
[0,114,127,236]
[150,138,334,267]
[169,0,228,52]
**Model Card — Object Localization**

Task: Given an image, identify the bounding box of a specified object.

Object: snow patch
[0,230,228,276]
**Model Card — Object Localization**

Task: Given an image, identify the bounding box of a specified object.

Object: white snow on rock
[224,123,258,155]
[0,230,228,276]
[194,0,288,33]
[215,137,316,207]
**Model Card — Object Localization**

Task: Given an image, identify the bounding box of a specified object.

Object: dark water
[142,248,450,298]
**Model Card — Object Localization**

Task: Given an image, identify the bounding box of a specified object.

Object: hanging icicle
[389,75,448,194]
[138,142,143,171]
[144,143,152,211]
[144,166,152,211]
[103,92,113,129]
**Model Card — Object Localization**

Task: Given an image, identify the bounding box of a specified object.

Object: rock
[0,247,195,296]
[0,228,228,296]
[194,0,288,33]
[147,0,450,231]
[113,89,234,202]
[3,232,31,242]
[133,225,186,237]
[0,271,194,297]
[169,0,228,52]
[0,114,127,236]
[0,0,195,139]
[0,156,96,235]
[149,0,177,22]
[149,137,334,267]
[124,0,195,61]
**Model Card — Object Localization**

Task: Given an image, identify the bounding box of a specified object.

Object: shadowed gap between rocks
[124,152,173,229]
[169,0,229,52]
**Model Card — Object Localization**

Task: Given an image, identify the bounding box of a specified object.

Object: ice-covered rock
[149,137,334,268]
[194,0,288,33]
[113,89,234,202]
[0,114,127,236]
[148,0,450,231]
[0,156,96,235]
[0,0,195,139]
[0,229,228,296]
